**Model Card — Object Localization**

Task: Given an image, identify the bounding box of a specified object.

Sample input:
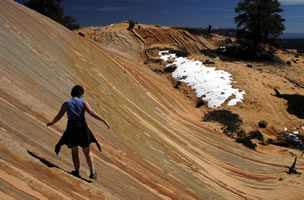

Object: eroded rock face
[1,1,304,200]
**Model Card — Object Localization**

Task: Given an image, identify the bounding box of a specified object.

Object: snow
[159,51,245,108]
[288,133,301,142]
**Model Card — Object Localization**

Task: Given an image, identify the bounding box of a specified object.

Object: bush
[249,130,264,141]
[218,38,233,47]
[196,98,205,108]
[236,136,257,150]
[203,110,242,133]
[258,121,267,128]
[200,49,218,58]
[271,132,304,149]
[128,20,136,31]
[213,44,285,62]
[145,58,163,64]
[164,65,177,73]
[170,48,189,57]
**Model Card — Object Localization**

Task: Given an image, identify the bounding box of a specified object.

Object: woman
[47,85,110,179]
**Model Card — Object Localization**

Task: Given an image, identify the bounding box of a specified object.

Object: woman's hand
[104,121,110,129]
[46,103,66,127]
[84,100,110,130]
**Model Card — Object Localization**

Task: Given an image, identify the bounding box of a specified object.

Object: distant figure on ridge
[47,85,110,179]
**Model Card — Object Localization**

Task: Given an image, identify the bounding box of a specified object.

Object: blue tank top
[65,98,85,120]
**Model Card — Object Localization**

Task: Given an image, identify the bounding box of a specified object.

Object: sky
[17,0,304,33]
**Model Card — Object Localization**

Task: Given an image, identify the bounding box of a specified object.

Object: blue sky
[17,0,304,33]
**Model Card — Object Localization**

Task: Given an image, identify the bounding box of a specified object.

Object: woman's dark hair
[71,85,84,97]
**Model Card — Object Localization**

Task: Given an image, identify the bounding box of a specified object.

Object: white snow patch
[288,133,301,142]
[293,131,299,134]
[159,51,245,108]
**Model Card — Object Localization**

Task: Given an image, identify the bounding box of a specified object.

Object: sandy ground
[79,22,304,136]
[1,0,304,199]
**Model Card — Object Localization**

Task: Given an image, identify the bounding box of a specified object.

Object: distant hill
[281,33,304,39]
[211,28,304,51]
[282,38,304,52]
[1,1,304,199]
[281,33,304,52]
[211,28,236,37]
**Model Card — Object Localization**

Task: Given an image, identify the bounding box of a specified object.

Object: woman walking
[47,85,110,179]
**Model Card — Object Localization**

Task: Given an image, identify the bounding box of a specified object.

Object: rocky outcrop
[1,1,304,200]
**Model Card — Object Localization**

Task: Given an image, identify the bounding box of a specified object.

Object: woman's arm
[47,103,66,126]
[84,100,110,129]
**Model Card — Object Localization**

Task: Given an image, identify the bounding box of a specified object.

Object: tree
[234,0,285,57]
[23,0,80,30]
[62,16,80,30]
[127,19,136,31]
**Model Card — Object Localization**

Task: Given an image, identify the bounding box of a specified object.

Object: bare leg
[82,145,97,179]
[71,146,80,172]
[82,146,94,171]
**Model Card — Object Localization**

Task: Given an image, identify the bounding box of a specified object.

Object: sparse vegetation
[236,136,257,150]
[203,110,242,133]
[201,44,285,63]
[196,98,205,108]
[218,38,233,47]
[200,49,218,58]
[271,132,304,150]
[169,47,190,57]
[207,24,212,33]
[203,110,262,149]
[249,130,264,141]
[234,0,285,58]
[258,120,267,128]
[163,65,177,73]
[274,89,304,119]
[22,0,80,30]
[127,19,136,31]
[144,58,163,64]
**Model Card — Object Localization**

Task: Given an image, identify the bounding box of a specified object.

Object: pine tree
[234,0,285,57]
[23,0,80,30]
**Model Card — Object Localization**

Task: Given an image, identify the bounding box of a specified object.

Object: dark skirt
[55,118,101,155]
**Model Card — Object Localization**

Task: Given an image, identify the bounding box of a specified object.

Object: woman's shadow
[274,89,304,119]
[27,150,92,183]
